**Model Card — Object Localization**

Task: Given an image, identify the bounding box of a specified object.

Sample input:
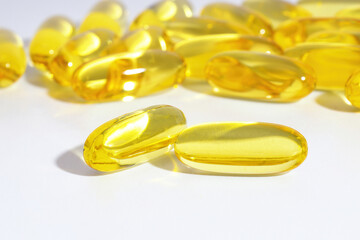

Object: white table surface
[1,0,360,239]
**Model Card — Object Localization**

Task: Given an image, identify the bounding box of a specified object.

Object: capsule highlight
[346,70,360,109]
[299,0,359,17]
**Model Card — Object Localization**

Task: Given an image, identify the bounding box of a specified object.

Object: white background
[1,0,360,239]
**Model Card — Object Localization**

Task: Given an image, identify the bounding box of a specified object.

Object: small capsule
[29,16,75,72]
[175,34,283,79]
[48,29,117,86]
[174,122,308,175]
[306,31,360,45]
[336,6,360,19]
[285,43,360,90]
[242,0,312,28]
[346,70,360,109]
[84,105,187,172]
[0,29,26,88]
[78,0,127,36]
[201,3,273,37]
[205,51,316,102]
[72,50,186,101]
[299,0,359,17]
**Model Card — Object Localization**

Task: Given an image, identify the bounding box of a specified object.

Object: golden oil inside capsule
[336,6,360,19]
[299,0,360,17]
[175,34,283,79]
[306,31,360,45]
[72,50,186,101]
[285,43,360,90]
[29,16,75,72]
[201,3,273,37]
[242,0,312,28]
[48,29,116,86]
[0,29,26,88]
[84,105,187,172]
[78,0,127,36]
[205,51,316,102]
[174,122,308,175]
[346,70,360,109]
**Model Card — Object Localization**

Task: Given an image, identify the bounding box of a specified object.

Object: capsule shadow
[316,91,359,113]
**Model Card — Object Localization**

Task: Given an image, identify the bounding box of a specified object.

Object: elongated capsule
[336,7,360,19]
[72,50,186,101]
[174,122,308,175]
[205,51,316,102]
[0,29,26,88]
[84,105,187,172]
[175,34,283,79]
[130,0,193,30]
[48,29,117,86]
[242,0,312,28]
[29,16,75,72]
[285,43,360,90]
[306,31,360,45]
[201,3,273,37]
[346,70,360,109]
[299,0,359,17]
[78,0,127,36]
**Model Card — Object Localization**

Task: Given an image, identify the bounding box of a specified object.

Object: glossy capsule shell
[346,70,360,109]
[175,34,283,79]
[336,6,360,19]
[306,31,360,45]
[174,122,308,175]
[48,29,117,86]
[299,0,359,17]
[78,0,127,36]
[285,43,360,90]
[0,29,26,88]
[205,51,316,102]
[72,50,186,101]
[201,3,273,37]
[84,105,187,172]
[29,16,75,72]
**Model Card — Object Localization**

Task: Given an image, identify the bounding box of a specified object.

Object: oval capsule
[336,6,360,19]
[174,122,308,175]
[205,51,316,102]
[299,0,359,17]
[285,43,360,90]
[175,34,283,79]
[306,31,360,45]
[346,70,360,109]
[0,29,26,88]
[84,105,187,172]
[72,50,186,101]
[201,3,273,37]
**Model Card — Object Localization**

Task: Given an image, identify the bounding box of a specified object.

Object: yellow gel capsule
[130,0,193,30]
[78,0,127,36]
[84,105,187,172]
[336,6,360,19]
[175,34,283,79]
[285,43,360,90]
[205,51,316,102]
[242,0,312,28]
[174,122,308,175]
[29,16,75,72]
[299,0,360,17]
[0,29,26,88]
[201,3,273,37]
[346,70,360,109]
[274,18,360,49]
[72,50,186,101]
[306,31,360,45]
[48,29,117,86]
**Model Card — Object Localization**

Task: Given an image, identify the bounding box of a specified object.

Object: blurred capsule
[306,31,360,45]
[346,70,360,108]
[299,0,359,17]
[336,6,360,19]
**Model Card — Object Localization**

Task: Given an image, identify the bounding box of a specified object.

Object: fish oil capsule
[84,105,187,172]
[306,31,360,45]
[205,51,316,102]
[274,18,360,49]
[336,7,360,19]
[48,29,117,86]
[299,0,360,17]
[0,29,26,88]
[175,34,283,79]
[29,16,75,72]
[201,3,273,37]
[78,0,127,36]
[242,0,312,28]
[174,122,308,175]
[130,0,193,30]
[72,50,185,101]
[285,43,360,90]
[346,70,360,109]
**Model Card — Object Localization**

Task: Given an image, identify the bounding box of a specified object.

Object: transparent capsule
[306,31,360,45]
[336,6,360,19]
[130,0,193,30]
[0,29,26,88]
[299,0,359,17]
[84,105,187,172]
[285,43,360,90]
[72,50,186,101]
[346,70,360,109]
[174,122,308,175]
[48,29,117,86]
[78,0,127,36]
[175,34,283,79]
[205,51,316,102]
[242,0,312,28]
[274,18,360,49]
[200,3,273,37]
[29,16,75,72]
